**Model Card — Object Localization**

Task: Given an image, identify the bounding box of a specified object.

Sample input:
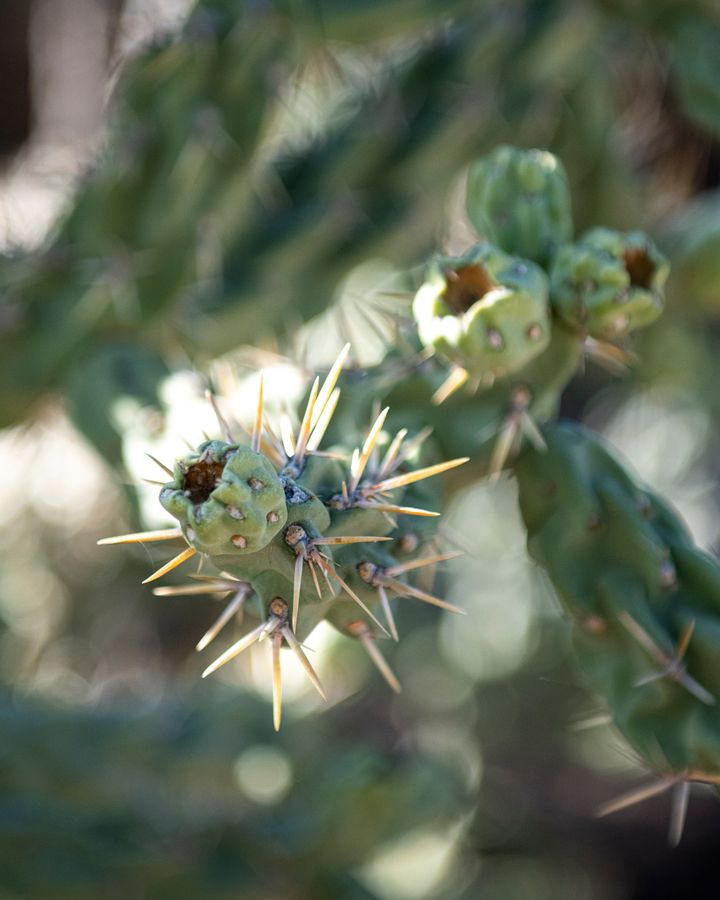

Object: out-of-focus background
[2,1,720,897]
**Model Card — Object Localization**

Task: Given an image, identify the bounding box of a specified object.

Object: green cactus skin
[515,422,720,782]
[160,441,288,556]
[465,145,573,267]
[413,242,551,380]
[335,324,582,479]
[550,227,669,340]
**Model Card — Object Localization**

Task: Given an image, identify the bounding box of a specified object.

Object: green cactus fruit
[515,422,720,785]
[465,145,573,267]
[413,242,551,379]
[159,440,288,555]
[550,227,669,339]
[100,348,467,727]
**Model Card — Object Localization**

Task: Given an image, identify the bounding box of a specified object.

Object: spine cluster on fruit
[100,347,467,730]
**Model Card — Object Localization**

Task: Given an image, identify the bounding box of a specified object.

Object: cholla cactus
[99,347,467,729]
[98,140,720,843]
[360,144,720,841]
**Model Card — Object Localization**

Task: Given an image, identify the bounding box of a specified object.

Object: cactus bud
[413,242,550,378]
[550,227,669,339]
[466,145,573,267]
[160,440,288,555]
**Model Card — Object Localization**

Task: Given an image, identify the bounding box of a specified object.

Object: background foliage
[2,1,720,897]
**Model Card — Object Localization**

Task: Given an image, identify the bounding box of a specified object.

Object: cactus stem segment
[195,586,251,651]
[618,612,715,706]
[141,546,197,584]
[347,621,401,694]
[97,528,183,545]
[431,365,470,405]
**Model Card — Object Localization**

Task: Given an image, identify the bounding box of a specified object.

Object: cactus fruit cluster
[101,347,467,730]
[99,141,720,843]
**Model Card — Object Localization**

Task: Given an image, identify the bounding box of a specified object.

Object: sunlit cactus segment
[413,242,550,379]
[159,440,288,555]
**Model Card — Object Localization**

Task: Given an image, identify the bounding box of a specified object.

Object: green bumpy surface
[158,431,438,644]
[515,422,720,778]
[160,441,288,555]
[550,227,669,340]
[412,242,551,379]
[465,145,573,267]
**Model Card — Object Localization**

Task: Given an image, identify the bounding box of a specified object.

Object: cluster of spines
[99,345,467,729]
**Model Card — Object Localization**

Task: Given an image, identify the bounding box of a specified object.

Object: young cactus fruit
[412,242,551,382]
[515,423,720,843]
[550,228,669,340]
[99,347,468,729]
[465,145,573,267]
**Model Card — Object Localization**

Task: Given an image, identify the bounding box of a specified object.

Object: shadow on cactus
[99,345,467,730]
